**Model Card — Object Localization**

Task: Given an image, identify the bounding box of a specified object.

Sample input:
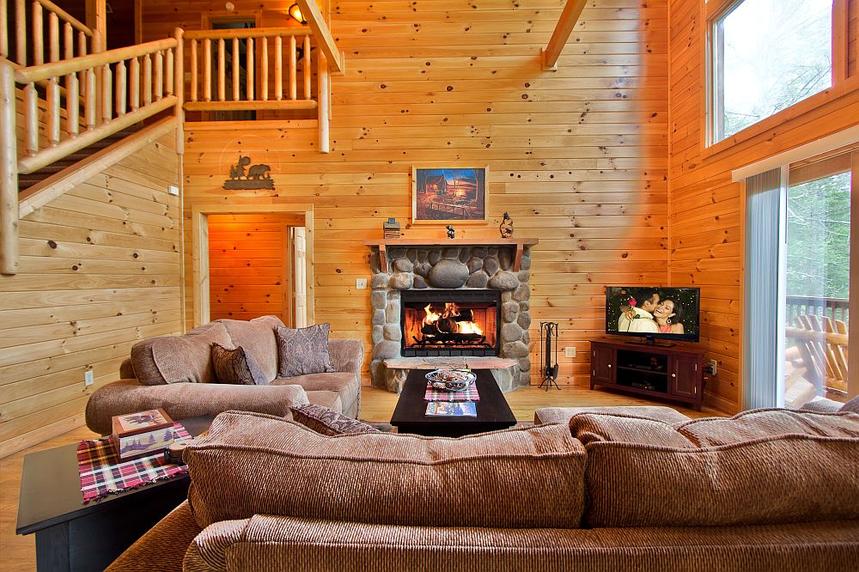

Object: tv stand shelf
[590,339,704,410]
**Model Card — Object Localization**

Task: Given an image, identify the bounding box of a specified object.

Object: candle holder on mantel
[539,322,561,391]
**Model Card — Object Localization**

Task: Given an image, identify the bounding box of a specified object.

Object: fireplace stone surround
[366,239,536,393]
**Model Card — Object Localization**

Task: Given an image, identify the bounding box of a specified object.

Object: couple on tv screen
[606,287,700,341]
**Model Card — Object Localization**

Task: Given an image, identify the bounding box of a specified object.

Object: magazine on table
[425,401,477,417]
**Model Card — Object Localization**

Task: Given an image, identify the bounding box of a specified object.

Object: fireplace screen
[401,290,500,357]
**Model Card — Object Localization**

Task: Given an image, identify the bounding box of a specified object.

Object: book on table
[111,408,176,460]
[425,401,477,417]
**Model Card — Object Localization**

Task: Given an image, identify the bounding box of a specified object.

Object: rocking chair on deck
[785,314,849,397]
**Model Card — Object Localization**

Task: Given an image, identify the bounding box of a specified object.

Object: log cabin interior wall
[208,212,304,323]
[165,0,670,388]
[0,133,182,457]
[668,0,859,413]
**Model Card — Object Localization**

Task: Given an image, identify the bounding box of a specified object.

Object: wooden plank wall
[174,0,670,388]
[208,213,303,323]
[668,0,859,413]
[0,134,182,457]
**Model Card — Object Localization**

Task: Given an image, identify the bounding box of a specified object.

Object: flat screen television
[605,286,701,343]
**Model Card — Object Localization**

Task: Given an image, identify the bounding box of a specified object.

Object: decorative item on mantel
[383,217,401,239]
[539,322,561,391]
[446,225,456,239]
[223,155,274,190]
[499,212,514,238]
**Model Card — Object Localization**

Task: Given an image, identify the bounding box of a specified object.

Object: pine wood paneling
[668,0,859,413]
[208,213,303,322]
[0,134,182,457]
[180,0,669,386]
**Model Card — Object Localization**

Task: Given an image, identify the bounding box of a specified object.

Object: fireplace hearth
[401,290,500,357]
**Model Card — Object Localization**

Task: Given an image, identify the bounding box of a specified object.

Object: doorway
[192,204,315,328]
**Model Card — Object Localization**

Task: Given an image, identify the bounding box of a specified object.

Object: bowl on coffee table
[425,368,477,392]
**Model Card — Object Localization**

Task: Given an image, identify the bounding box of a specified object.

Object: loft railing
[1,0,99,66]
[182,27,330,152]
[786,295,850,325]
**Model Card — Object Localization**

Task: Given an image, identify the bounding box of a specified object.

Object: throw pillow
[291,404,381,436]
[211,344,267,385]
[276,324,335,377]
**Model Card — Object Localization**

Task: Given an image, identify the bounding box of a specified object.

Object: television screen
[605,286,700,342]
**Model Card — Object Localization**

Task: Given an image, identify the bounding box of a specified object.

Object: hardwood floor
[0,385,712,571]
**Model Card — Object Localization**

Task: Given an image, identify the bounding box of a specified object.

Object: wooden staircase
[16,126,141,193]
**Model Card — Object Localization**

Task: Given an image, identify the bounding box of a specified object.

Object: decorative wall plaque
[224,155,274,190]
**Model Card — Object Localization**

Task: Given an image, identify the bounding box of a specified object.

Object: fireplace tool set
[539,321,561,390]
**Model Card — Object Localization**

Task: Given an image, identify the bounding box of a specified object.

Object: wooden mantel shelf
[363,238,539,247]
[365,238,538,273]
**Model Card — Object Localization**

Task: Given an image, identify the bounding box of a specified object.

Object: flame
[422,303,484,336]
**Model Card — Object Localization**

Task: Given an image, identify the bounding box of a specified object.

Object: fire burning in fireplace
[401,292,499,356]
[422,303,485,336]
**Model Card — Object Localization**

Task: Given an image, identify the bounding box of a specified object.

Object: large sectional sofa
[85,316,363,434]
[105,405,859,571]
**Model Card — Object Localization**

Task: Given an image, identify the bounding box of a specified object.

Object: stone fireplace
[366,239,536,393]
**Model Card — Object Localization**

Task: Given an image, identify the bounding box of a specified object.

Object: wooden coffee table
[391,369,517,437]
[16,416,212,572]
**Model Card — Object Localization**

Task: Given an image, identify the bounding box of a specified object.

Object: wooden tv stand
[590,339,705,410]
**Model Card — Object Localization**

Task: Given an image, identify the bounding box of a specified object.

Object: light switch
[356,278,368,290]
[167,185,180,196]
[564,347,576,358]
[85,368,94,386]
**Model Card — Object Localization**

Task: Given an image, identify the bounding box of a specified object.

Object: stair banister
[0,58,19,275]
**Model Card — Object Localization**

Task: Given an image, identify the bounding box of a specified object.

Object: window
[709,0,833,143]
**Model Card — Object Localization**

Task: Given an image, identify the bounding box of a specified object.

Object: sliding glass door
[783,166,852,407]
[743,147,858,409]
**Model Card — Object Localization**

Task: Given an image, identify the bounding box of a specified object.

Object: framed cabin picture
[411,166,488,224]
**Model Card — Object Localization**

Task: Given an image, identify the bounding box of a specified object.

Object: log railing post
[190,39,197,102]
[231,38,239,101]
[245,37,254,101]
[317,50,329,153]
[303,36,311,99]
[260,37,268,101]
[0,58,19,275]
[289,35,296,100]
[217,38,225,101]
[15,0,26,65]
[175,28,184,155]
[274,35,282,101]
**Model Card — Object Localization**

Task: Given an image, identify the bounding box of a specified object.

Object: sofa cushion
[290,404,380,436]
[534,406,690,426]
[130,323,232,385]
[185,411,586,530]
[273,371,358,418]
[570,409,859,528]
[276,324,335,377]
[217,316,283,383]
[211,344,267,386]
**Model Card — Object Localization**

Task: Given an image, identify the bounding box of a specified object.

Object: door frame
[191,203,315,327]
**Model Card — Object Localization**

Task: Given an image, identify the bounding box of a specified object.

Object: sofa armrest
[328,338,363,374]
[85,380,310,434]
[106,501,202,572]
[799,398,844,414]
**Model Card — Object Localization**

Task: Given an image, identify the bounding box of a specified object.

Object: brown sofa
[85,317,363,434]
[106,407,859,571]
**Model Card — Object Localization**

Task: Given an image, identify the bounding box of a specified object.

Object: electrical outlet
[707,359,719,376]
[84,368,94,386]
[564,347,576,358]
[167,185,179,196]
[356,278,368,290]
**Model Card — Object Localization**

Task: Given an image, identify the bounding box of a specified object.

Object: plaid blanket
[424,383,480,402]
[77,423,192,504]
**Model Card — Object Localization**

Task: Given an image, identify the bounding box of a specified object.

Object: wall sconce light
[288,3,307,24]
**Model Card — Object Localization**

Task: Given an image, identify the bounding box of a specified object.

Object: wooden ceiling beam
[296,0,343,73]
[541,0,587,71]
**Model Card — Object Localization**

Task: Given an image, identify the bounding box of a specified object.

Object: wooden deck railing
[1,0,98,66]
[786,295,850,324]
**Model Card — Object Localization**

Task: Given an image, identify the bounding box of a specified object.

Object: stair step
[17,125,145,194]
